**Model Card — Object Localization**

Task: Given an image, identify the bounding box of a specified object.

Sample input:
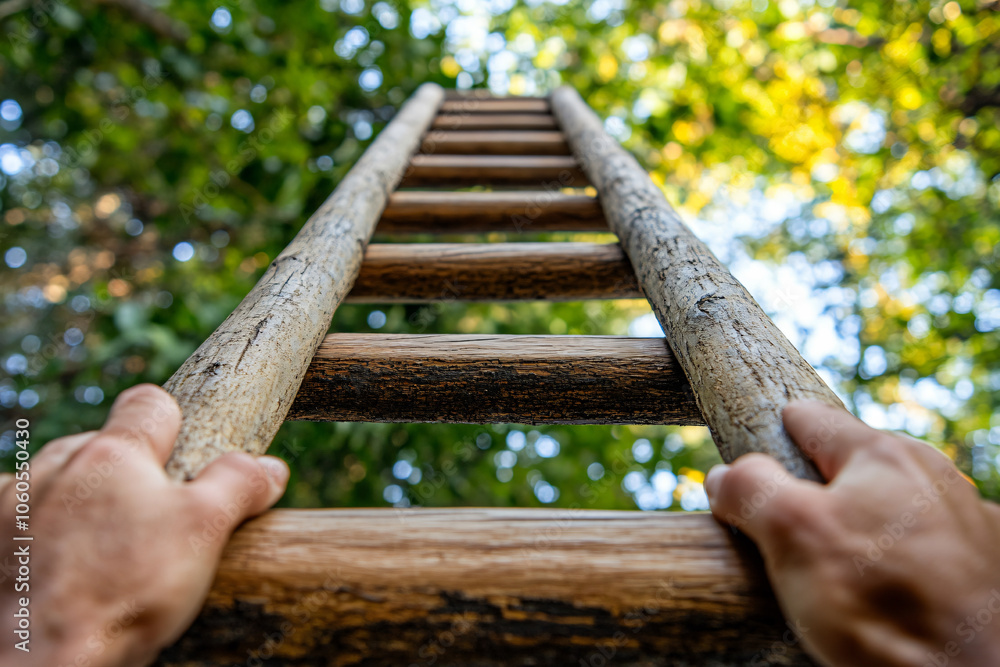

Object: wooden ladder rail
[158,86,827,666]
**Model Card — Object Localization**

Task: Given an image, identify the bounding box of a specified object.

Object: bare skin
[0,384,289,667]
[705,400,1000,667]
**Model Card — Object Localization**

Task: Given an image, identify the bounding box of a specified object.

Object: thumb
[704,453,819,547]
[187,453,289,540]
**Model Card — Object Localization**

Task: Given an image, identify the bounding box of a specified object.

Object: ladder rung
[180,509,789,665]
[377,191,607,234]
[400,155,588,188]
[439,99,550,114]
[420,130,570,155]
[431,114,558,130]
[288,334,702,425]
[345,242,639,302]
[443,90,549,100]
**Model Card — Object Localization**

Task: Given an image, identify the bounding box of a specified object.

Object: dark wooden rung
[420,130,570,155]
[431,114,558,130]
[376,191,607,234]
[166,509,800,665]
[288,334,702,425]
[400,155,588,188]
[344,242,640,302]
[439,99,550,114]
[443,90,549,101]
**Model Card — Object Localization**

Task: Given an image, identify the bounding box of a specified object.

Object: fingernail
[704,464,730,500]
[259,456,289,485]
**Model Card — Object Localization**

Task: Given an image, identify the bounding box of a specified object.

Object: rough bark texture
[288,334,703,424]
[376,191,607,234]
[161,83,445,480]
[157,509,815,667]
[431,113,557,130]
[551,86,843,480]
[439,98,550,113]
[400,154,588,188]
[345,243,640,302]
[420,130,570,155]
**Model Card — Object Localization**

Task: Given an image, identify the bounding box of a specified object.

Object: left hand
[0,384,290,667]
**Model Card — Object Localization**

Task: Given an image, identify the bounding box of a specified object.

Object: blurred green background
[1,0,998,510]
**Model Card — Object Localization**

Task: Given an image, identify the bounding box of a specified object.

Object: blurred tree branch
[0,0,189,41]
[0,0,30,22]
[92,0,189,41]
[959,85,1000,115]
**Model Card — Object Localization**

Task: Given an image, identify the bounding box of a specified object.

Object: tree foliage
[1,0,998,510]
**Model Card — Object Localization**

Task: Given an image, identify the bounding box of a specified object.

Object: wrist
[0,600,143,667]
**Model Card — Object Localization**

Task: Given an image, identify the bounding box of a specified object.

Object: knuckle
[218,452,264,480]
[187,485,230,520]
[118,383,165,404]
[908,439,956,473]
[865,433,942,480]
[43,433,79,450]
[766,494,820,535]
[78,435,125,463]
[38,433,88,458]
[764,495,837,554]
[729,452,775,477]
[198,453,271,501]
[727,454,789,493]
[118,384,181,417]
[865,434,912,467]
[715,455,795,529]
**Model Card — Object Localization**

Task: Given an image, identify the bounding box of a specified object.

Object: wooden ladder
[157,85,833,666]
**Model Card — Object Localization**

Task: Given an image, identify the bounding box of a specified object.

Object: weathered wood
[431,113,558,130]
[420,130,570,155]
[400,155,588,188]
[377,191,608,234]
[288,334,703,424]
[158,509,815,667]
[551,86,843,480]
[443,90,548,101]
[161,84,445,480]
[439,98,550,113]
[345,243,640,302]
